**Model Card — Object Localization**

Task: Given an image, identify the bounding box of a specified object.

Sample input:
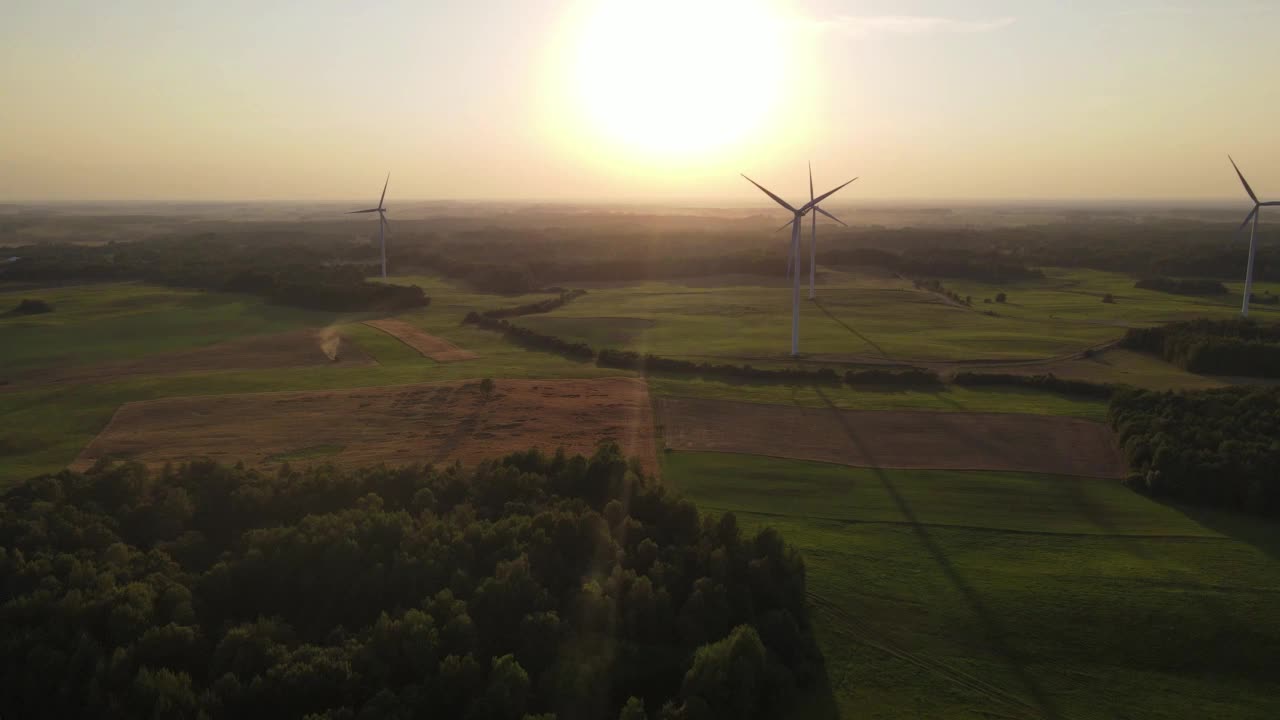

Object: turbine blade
[774,218,793,233]
[815,206,847,226]
[1263,201,1280,206]
[741,174,796,213]
[380,213,391,233]
[1237,206,1259,234]
[809,162,814,203]
[803,177,858,212]
[379,172,390,209]
[1229,156,1259,204]
[348,208,380,214]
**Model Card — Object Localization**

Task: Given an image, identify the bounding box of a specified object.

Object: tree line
[1121,318,1280,377]
[0,444,823,719]
[951,372,1118,399]
[1109,386,1280,515]
[1,239,428,313]
[1133,276,1228,296]
[481,290,588,320]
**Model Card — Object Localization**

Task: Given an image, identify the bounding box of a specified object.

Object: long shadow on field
[812,300,890,359]
[814,387,1064,720]
[1163,500,1280,564]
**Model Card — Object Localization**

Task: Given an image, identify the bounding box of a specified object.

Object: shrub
[8,298,52,315]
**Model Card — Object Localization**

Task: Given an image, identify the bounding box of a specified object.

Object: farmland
[2,250,1279,718]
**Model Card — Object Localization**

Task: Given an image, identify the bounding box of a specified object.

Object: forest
[0,444,821,720]
[1109,386,1280,515]
[0,238,427,313]
[1132,277,1228,296]
[1121,318,1280,377]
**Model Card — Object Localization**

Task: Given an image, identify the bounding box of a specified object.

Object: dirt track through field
[5,329,375,390]
[363,319,478,361]
[73,377,657,473]
[657,396,1124,479]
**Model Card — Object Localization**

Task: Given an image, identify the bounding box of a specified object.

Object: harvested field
[364,319,478,361]
[6,329,373,389]
[73,377,657,473]
[656,396,1124,478]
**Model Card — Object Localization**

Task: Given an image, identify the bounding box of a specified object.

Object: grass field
[664,451,1280,720]
[512,268,1280,367]
[0,283,349,374]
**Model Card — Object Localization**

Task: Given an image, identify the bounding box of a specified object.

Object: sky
[2,0,1279,203]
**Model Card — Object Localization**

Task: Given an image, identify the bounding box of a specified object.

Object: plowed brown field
[73,377,657,473]
[656,396,1124,478]
[363,319,478,361]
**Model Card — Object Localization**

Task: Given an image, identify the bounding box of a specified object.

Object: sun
[568,0,790,162]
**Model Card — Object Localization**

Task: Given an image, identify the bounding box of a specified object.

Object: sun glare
[569,0,790,162]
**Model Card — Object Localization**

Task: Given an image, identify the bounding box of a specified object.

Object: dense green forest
[1133,277,1228,296]
[1110,386,1280,514]
[0,238,427,312]
[1121,318,1280,377]
[0,444,821,720]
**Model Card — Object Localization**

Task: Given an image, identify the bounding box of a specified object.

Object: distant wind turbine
[349,173,391,279]
[806,162,848,300]
[745,172,858,356]
[774,164,849,297]
[1229,156,1278,317]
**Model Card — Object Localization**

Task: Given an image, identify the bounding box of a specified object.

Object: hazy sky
[3,0,1279,203]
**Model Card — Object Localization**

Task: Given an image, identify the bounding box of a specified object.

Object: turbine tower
[349,173,390,279]
[806,162,848,300]
[744,172,858,356]
[1229,156,1278,317]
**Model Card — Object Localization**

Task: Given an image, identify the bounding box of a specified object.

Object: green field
[665,451,1280,719]
[510,268,1280,364]
[0,282,349,374]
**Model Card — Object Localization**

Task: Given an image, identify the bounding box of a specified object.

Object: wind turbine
[349,173,390,279]
[1229,156,1278,317]
[745,172,858,356]
[806,162,848,300]
[774,164,848,297]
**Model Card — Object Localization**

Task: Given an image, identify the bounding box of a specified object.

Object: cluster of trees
[482,290,588,320]
[596,350,841,385]
[911,279,971,306]
[1110,387,1280,514]
[844,368,943,388]
[464,312,595,360]
[1133,277,1228,296]
[1121,318,1280,377]
[2,239,428,313]
[6,298,52,315]
[0,444,823,719]
[951,372,1117,399]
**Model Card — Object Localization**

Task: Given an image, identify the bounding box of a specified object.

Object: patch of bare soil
[656,396,1124,479]
[73,377,657,474]
[364,319,478,362]
[5,329,374,390]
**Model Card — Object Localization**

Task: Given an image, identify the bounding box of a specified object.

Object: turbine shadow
[812,299,890,359]
[812,387,1065,720]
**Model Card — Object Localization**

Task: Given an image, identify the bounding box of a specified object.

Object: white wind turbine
[745,172,858,356]
[349,173,391,279]
[1229,156,1278,317]
[776,164,849,298]
[805,162,848,300]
